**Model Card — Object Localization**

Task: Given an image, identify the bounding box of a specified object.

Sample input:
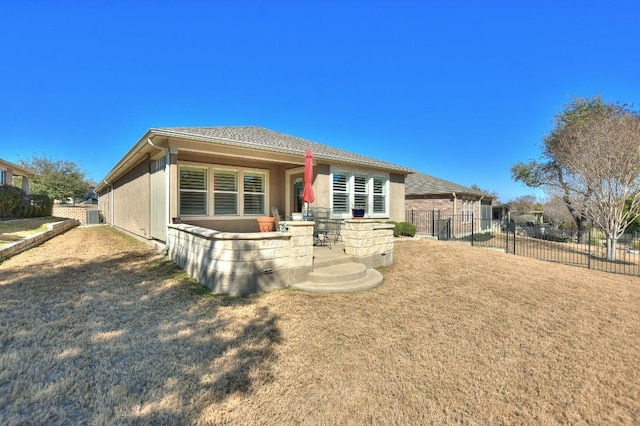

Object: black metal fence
[406,210,640,277]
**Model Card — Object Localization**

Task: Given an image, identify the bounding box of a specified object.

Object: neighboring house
[405,172,495,235]
[0,158,34,193]
[96,126,412,242]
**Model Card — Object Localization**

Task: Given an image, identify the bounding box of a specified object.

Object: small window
[243,172,265,215]
[214,170,238,215]
[353,174,369,212]
[332,172,350,214]
[179,167,207,216]
[373,176,386,214]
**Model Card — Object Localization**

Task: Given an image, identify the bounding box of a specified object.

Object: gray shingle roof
[152,126,413,173]
[405,172,492,198]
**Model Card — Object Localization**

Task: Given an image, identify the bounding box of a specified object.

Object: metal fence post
[512,222,516,255]
[588,228,591,270]
[471,212,474,246]
[506,222,509,253]
[432,210,436,237]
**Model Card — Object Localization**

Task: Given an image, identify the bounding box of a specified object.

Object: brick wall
[52,205,99,224]
[405,197,455,215]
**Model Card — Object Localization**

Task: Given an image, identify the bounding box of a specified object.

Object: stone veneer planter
[167,221,315,295]
[167,219,396,296]
[341,220,395,269]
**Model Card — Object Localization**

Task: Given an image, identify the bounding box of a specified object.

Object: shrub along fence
[406,209,640,277]
[0,186,53,219]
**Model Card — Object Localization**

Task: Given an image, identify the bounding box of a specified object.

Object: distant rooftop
[405,172,494,198]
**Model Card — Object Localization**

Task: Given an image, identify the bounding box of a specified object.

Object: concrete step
[308,262,367,283]
[292,268,383,294]
[312,245,354,269]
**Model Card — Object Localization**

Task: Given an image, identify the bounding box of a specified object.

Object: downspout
[104,180,114,226]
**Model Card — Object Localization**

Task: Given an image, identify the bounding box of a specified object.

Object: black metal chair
[311,207,331,247]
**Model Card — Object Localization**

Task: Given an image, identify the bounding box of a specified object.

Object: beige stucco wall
[102,158,152,239]
[388,173,406,222]
[310,163,331,208]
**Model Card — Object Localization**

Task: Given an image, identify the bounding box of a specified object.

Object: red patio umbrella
[302,149,315,215]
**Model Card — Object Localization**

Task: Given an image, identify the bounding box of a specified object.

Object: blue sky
[1,1,639,202]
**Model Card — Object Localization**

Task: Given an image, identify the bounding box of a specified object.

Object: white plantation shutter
[243,172,265,215]
[354,174,368,212]
[373,176,386,214]
[332,171,350,213]
[214,170,238,215]
[179,167,207,215]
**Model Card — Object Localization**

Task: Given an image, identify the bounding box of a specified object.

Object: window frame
[178,162,269,219]
[178,166,208,217]
[330,168,390,219]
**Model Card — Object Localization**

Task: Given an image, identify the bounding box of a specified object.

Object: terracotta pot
[257,216,276,232]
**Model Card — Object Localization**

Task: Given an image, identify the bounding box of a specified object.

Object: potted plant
[351,203,366,218]
[256,216,276,232]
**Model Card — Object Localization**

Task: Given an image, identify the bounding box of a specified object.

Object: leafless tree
[563,112,640,260]
[543,195,577,228]
[511,95,637,245]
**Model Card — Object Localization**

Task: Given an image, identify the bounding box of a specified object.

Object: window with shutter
[332,171,350,213]
[214,170,238,215]
[243,172,265,215]
[331,170,389,217]
[179,167,207,215]
[353,174,368,212]
[373,176,386,214]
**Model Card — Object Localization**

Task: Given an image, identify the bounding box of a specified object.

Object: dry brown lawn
[0,217,67,247]
[1,226,639,425]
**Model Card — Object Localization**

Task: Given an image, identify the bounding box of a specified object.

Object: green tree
[18,154,90,203]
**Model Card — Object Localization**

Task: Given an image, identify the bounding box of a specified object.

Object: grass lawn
[0,217,67,247]
[1,226,639,424]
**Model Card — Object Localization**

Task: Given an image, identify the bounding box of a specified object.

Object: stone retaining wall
[168,221,315,295]
[0,219,81,261]
[341,220,395,268]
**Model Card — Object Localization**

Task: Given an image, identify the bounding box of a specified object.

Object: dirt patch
[1,227,639,424]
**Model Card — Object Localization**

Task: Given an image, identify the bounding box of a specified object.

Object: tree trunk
[576,217,588,244]
[605,237,618,261]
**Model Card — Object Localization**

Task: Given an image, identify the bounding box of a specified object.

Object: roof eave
[151,128,414,174]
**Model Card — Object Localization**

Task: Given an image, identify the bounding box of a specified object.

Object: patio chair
[327,218,342,245]
[314,217,332,248]
[312,207,332,248]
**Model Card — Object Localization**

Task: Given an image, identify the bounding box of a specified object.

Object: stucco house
[96,126,412,295]
[0,158,34,193]
[405,172,495,236]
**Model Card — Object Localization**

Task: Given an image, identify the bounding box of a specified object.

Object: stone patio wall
[167,221,314,295]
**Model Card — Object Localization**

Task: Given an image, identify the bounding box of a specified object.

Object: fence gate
[435,218,451,240]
